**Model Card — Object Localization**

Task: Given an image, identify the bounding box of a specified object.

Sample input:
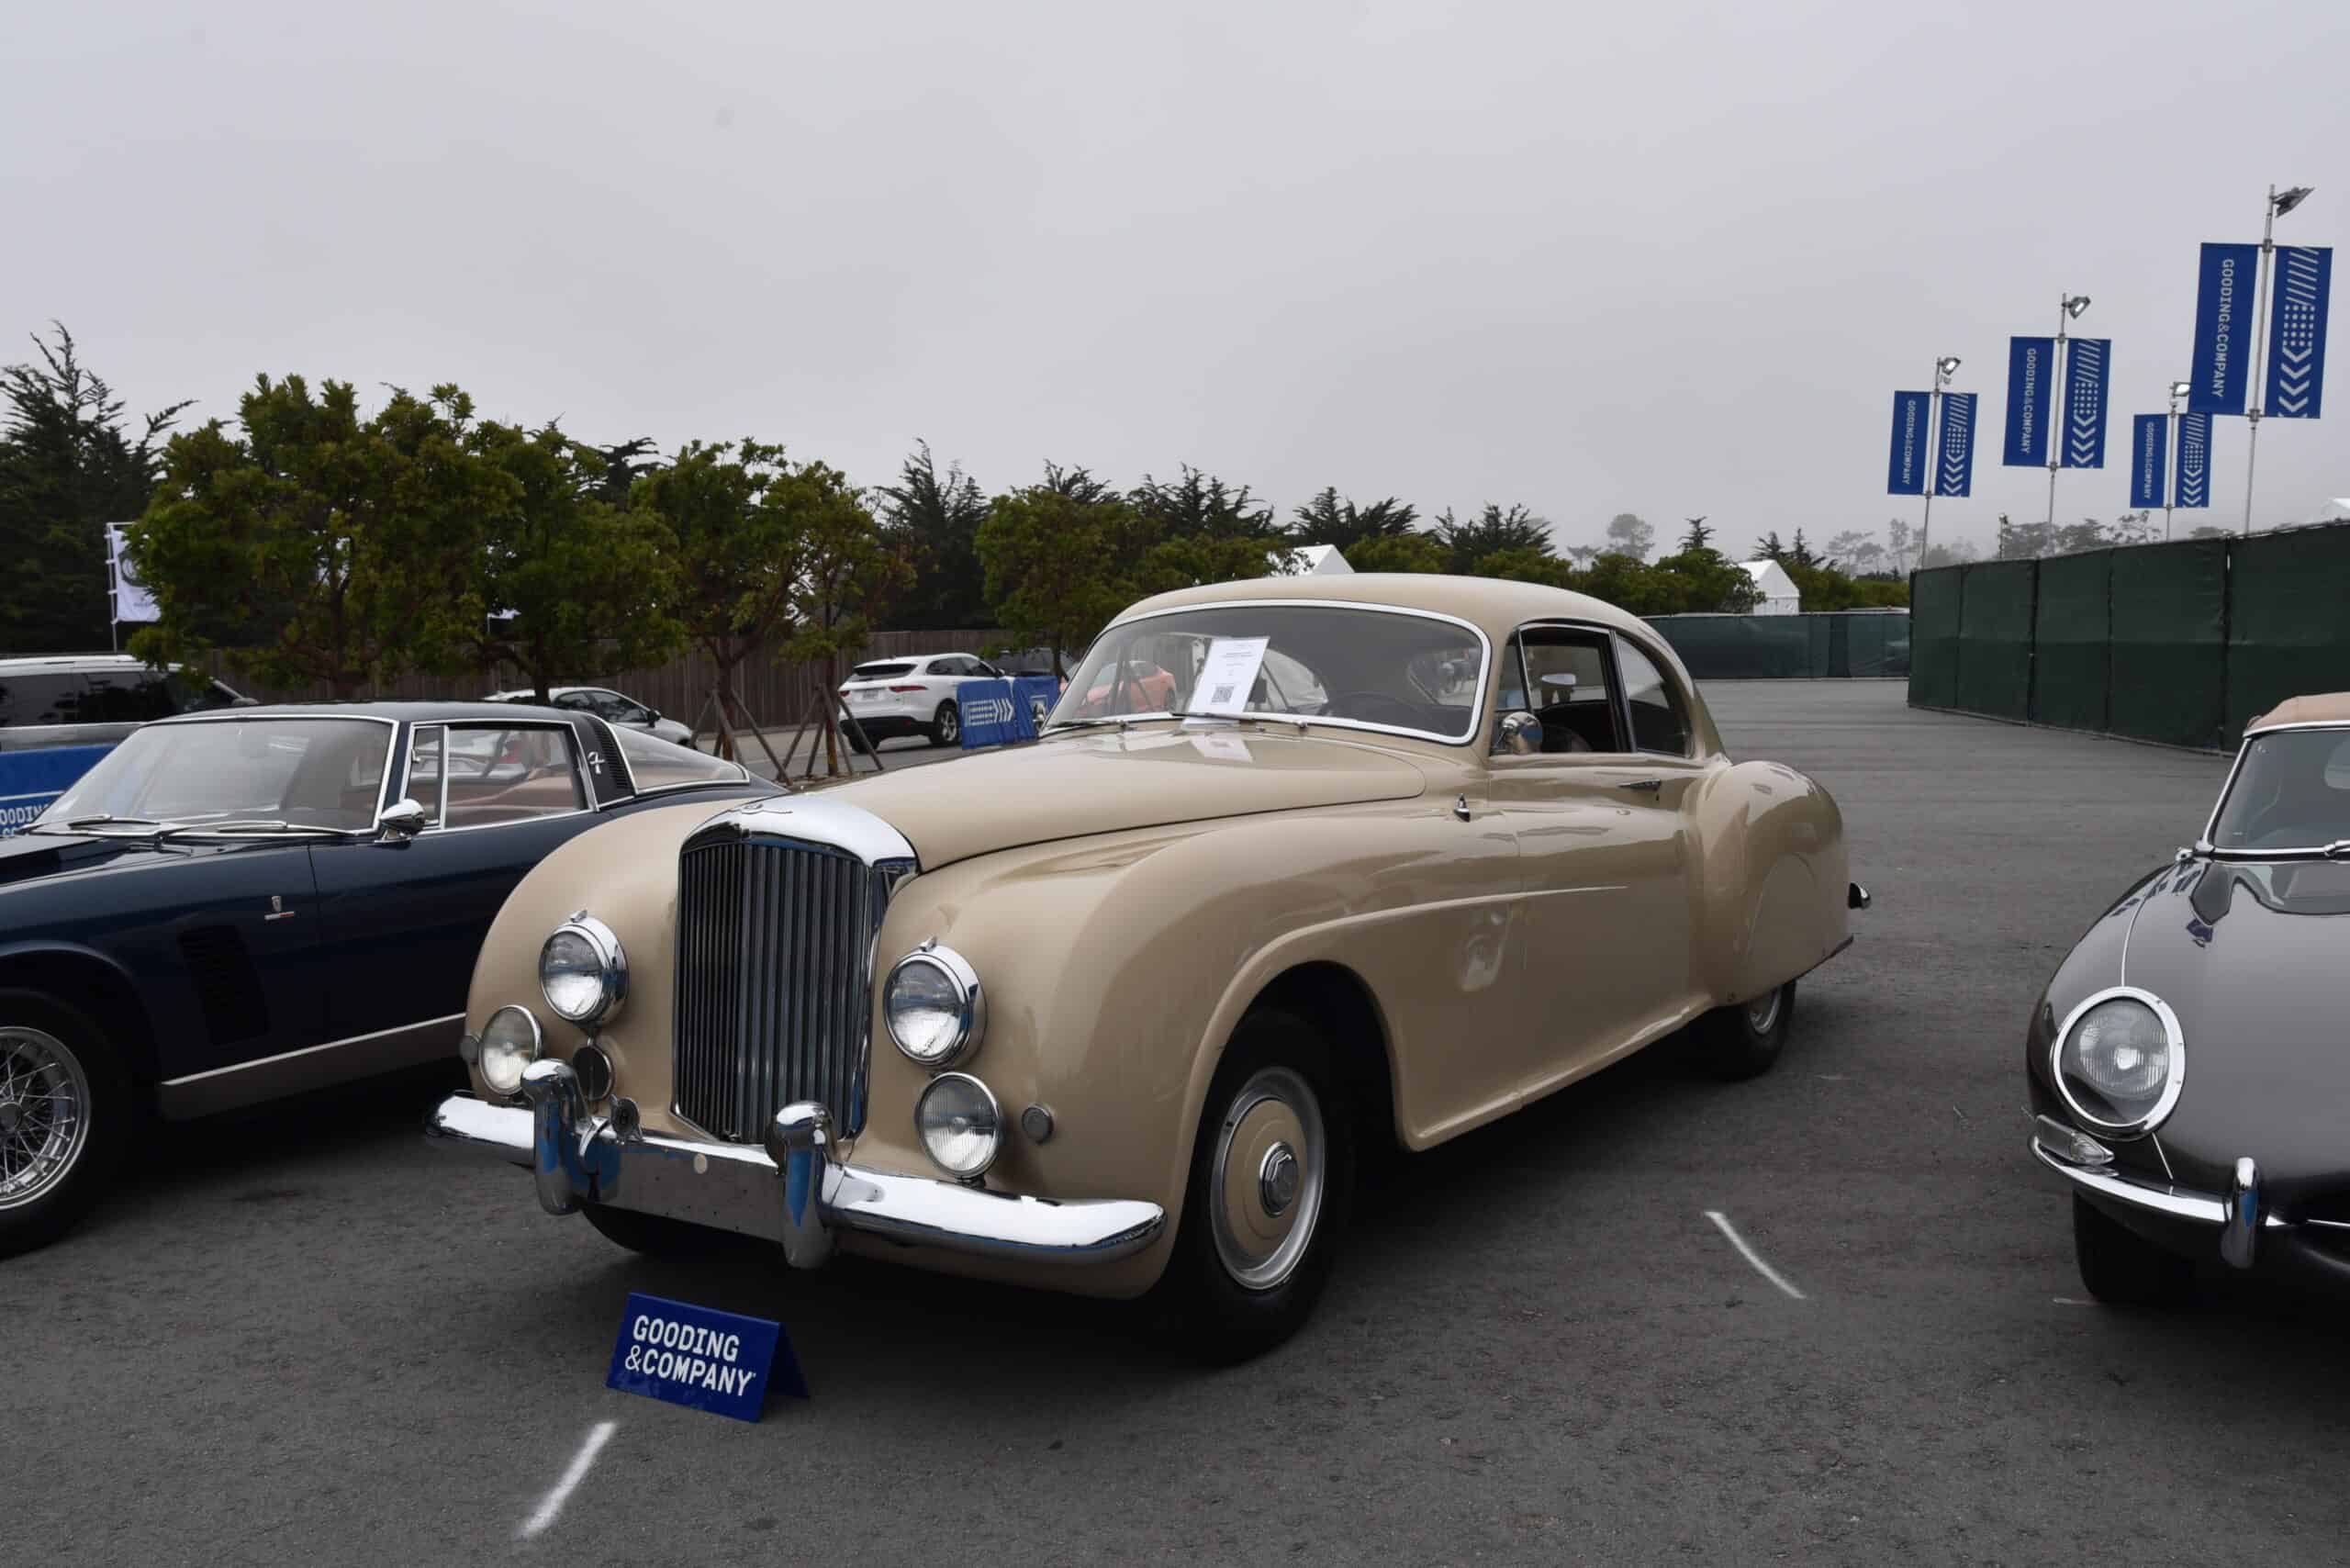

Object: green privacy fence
[1644,612,1910,679]
[1908,523,2350,751]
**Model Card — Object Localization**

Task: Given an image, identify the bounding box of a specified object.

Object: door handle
[1619,778,1664,793]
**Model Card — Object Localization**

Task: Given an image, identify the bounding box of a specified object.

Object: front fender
[1687,759,1851,1003]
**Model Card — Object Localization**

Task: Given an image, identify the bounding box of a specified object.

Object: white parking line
[519,1420,617,1540]
[1704,1210,1807,1301]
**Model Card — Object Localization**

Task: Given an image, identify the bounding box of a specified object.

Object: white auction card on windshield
[1192,636,1270,717]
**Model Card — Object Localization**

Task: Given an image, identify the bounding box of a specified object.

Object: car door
[306,719,599,1050]
[1485,623,1704,1091]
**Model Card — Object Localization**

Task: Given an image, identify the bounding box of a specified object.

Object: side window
[1515,628,1624,754]
[0,673,86,728]
[78,672,180,723]
[442,726,586,827]
[403,726,446,823]
[1616,640,1693,756]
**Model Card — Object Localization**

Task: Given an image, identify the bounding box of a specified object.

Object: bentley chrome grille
[674,835,895,1140]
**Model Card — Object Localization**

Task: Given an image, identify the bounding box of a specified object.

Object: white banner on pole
[106,523,159,622]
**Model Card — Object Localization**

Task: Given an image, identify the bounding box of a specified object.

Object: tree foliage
[0,324,188,654]
[632,440,810,693]
[1343,532,1446,574]
[975,471,1133,676]
[1433,503,1552,572]
[128,376,498,697]
[461,423,684,700]
[875,441,991,629]
[1288,487,1418,551]
[1604,512,1655,561]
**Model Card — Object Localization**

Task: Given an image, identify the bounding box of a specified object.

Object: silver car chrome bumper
[425,1059,1166,1268]
[2031,1133,2285,1268]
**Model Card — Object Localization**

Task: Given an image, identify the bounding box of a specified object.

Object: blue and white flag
[1936,392,1976,498]
[2266,245,2331,420]
[2003,337,2055,465]
[2172,412,2211,509]
[2059,338,2109,468]
[1886,390,1930,495]
[2189,242,2259,415]
[2130,415,2167,510]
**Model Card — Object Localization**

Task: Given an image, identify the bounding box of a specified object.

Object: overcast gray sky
[7,0,2343,556]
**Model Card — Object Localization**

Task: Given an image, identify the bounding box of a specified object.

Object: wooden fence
[196,629,1011,734]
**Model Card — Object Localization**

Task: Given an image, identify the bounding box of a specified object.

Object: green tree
[0,324,189,654]
[1434,503,1552,572]
[875,441,992,629]
[1288,487,1419,551]
[1751,531,1786,563]
[1473,545,1572,588]
[128,375,498,697]
[460,423,685,700]
[976,473,1131,677]
[773,461,910,773]
[1605,512,1655,561]
[1130,465,1272,541]
[1344,532,1446,574]
[1677,515,1714,553]
[584,437,661,506]
[633,440,811,731]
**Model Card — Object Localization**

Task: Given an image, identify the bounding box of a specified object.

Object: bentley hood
[815,727,1431,868]
[2119,857,2350,1204]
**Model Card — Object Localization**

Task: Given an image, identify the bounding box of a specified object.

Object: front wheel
[2072,1194,2192,1307]
[0,995,129,1259]
[1158,1008,1355,1362]
[929,700,960,747]
[1694,980,1794,1081]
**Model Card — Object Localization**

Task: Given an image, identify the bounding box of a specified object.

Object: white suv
[837,653,1005,748]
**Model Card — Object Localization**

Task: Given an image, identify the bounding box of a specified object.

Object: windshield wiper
[155,819,352,841]
[1040,715,1159,734]
[1165,710,1311,732]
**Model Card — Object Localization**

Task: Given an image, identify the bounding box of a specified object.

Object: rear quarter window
[0,672,90,727]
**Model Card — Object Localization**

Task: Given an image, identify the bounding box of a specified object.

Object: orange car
[1075,659,1178,717]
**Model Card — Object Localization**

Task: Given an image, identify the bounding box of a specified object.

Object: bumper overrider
[2031,1114,2350,1286]
[428,1058,1166,1269]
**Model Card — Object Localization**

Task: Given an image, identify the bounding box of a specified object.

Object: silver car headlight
[885,942,983,1069]
[541,913,627,1026]
[478,1004,543,1097]
[2053,986,2184,1138]
[915,1072,1002,1179]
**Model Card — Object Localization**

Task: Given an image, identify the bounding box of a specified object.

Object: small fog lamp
[915,1072,1002,1179]
[478,1004,543,1098]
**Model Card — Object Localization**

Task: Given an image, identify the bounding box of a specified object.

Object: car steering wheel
[1323,690,1422,725]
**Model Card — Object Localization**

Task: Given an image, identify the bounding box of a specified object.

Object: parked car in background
[0,702,772,1257]
[485,686,694,747]
[2030,691,2350,1305]
[428,574,1863,1359]
[837,652,1005,748]
[0,654,249,752]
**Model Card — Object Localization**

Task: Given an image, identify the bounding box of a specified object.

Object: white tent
[1740,559,1801,615]
[2321,498,2350,521]
[1273,543,1353,577]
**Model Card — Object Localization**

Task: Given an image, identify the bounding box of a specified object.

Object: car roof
[0,653,175,673]
[483,686,608,700]
[2248,692,2350,732]
[1122,572,1658,644]
[153,700,576,725]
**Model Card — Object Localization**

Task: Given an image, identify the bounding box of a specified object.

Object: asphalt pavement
[19,681,2349,1566]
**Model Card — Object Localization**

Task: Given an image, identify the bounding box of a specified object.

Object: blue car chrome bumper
[426,1058,1165,1268]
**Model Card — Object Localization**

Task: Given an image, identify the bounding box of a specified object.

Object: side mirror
[1494,711,1543,756]
[378,799,430,841]
[646,710,662,724]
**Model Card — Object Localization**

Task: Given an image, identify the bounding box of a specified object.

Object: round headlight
[2053,988,2184,1137]
[478,1004,543,1097]
[914,1072,1002,1179]
[885,943,984,1068]
[541,913,626,1026]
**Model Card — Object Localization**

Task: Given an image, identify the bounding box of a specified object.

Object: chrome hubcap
[1211,1067,1325,1291]
[1747,987,1783,1033]
[0,1025,93,1212]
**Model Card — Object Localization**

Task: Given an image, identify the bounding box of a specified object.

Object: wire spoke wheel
[0,1025,93,1213]
[1209,1065,1327,1292]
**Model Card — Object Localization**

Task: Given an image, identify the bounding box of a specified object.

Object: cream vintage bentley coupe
[429,575,1862,1357]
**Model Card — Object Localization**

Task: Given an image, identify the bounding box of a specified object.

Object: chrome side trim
[159,1012,465,1119]
[2031,1137,2288,1228]
[426,1077,1166,1264]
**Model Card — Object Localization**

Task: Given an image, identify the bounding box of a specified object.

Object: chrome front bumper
[2032,1117,2283,1270]
[427,1058,1165,1268]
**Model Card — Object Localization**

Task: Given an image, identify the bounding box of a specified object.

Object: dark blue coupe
[0,701,774,1255]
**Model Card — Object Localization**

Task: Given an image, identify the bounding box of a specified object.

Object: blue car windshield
[2209,728,2350,854]
[37,718,393,833]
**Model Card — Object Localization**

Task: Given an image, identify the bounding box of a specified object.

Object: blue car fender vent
[177,924,270,1047]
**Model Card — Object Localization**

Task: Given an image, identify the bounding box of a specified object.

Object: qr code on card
[1209,684,1236,706]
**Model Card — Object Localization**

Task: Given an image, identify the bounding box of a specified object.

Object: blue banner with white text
[1007,676,1062,741]
[2172,412,2211,509]
[1886,390,1930,495]
[2003,337,2054,465]
[0,744,115,836]
[2130,415,2167,510]
[2266,245,2331,420]
[1936,392,1976,498]
[2189,241,2258,415]
[956,679,1021,749]
[2058,338,2109,468]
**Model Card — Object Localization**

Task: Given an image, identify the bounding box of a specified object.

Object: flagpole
[2046,294,2071,531]
[1919,356,1942,565]
[2241,184,2280,535]
[2165,383,2181,540]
